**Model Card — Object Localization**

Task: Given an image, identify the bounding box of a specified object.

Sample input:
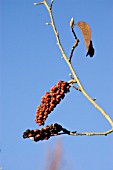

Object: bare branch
[34,2,44,6]
[72,85,81,91]
[58,126,113,137]
[50,0,55,10]
[69,28,79,62]
[69,39,79,62]
[72,27,77,39]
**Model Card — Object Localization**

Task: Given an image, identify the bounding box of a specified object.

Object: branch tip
[34,2,44,6]
[93,97,96,101]
[70,17,75,28]
[46,22,52,25]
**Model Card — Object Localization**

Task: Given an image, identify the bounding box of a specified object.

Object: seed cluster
[23,123,63,142]
[35,80,70,126]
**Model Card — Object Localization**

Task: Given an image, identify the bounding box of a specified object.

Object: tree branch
[58,129,113,136]
[23,123,113,143]
[69,27,79,62]
[57,127,113,137]
[34,1,113,136]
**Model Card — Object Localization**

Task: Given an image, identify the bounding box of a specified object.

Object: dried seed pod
[77,21,91,50]
[23,123,63,142]
[35,80,71,126]
[77,21,95,57]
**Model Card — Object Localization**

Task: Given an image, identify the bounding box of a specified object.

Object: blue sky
[1,0,113,170]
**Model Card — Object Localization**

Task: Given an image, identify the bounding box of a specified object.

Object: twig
[34,2,44,5]
[35,1,113,136]
[68,79,77,85]
[72,27,77,39]
[59,124,113,136]
[69,28,79,62]
[71,129,113,136]
[56,126,113,136]
[50,0,55,10]
[69,40,79,62]
[73,85,81,91]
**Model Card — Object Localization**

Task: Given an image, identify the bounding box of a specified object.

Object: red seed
[51,103,55,107]
[39,114,43,118]
[34,129,38,133]
[28,133,32,137]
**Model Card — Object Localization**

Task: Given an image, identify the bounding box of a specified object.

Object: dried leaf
[77,21,91,50]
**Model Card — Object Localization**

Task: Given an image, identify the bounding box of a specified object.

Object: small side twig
[50,0,55,10]
[68,79,77,85]
[69,28,79,62]
[73,85,81,91]
[34,2,44,6]
[72,27,77,39]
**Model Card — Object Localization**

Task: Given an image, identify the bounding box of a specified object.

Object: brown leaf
[77,21,91,50]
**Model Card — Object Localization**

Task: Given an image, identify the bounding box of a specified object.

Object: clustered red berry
[23,123,63,142]
[35,80,70,126]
